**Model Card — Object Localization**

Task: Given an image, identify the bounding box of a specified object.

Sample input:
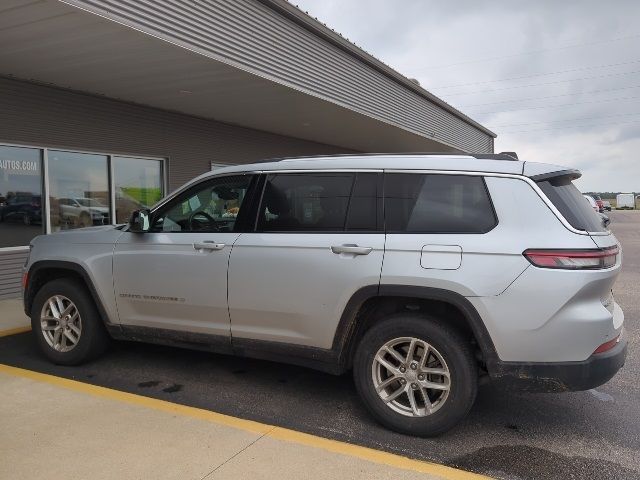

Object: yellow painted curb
[0,326,31,337]
[0,363,491,480]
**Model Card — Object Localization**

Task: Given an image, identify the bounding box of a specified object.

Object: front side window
[384,174,496,233]
[257,173,380,232]
[151,175,252,233]
[0,145,43,247]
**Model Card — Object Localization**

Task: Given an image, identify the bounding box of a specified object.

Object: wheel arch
[333,285,500,374]
[25,260,113,328]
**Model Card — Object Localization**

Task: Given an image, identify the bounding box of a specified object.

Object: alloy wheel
[40,295,82,353]
[371,336,451,417]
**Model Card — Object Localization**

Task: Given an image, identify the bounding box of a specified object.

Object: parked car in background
[616,193,635,209]
[583,195,599,212]
[591,195,604,212]
[58,197,110,227]
[602,200,612,211]
[0,193,42,225]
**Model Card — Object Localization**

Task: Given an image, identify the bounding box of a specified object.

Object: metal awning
[0,0,493,153]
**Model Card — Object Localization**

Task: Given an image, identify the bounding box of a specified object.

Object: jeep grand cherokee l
[22,153,627,436]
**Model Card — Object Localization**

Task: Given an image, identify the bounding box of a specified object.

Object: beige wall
[0,77,352,191]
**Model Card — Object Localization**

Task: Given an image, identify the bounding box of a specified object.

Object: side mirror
[129,209,151,233]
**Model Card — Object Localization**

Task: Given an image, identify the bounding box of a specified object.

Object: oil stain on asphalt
[138,380,161,388]
[162,383,183,393]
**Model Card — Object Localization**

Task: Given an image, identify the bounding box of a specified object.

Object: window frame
[251,171,384,234]
[382,172,498,235]
[148,173,259,234]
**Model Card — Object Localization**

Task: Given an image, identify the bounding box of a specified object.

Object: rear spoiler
[529,169,582,182]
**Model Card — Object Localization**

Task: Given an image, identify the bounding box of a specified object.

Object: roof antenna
[499,151,518,160]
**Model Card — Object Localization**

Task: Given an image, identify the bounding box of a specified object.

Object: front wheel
[353,314,477,436]
[31,278,110,365]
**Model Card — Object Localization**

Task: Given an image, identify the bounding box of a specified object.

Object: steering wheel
[188,211,218,231]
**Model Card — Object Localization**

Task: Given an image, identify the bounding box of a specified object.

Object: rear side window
[536,176,606,232]
[384,174,496,233]
[257,172,381,232]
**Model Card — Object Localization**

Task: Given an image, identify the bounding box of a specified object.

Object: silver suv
[22,153,627,436]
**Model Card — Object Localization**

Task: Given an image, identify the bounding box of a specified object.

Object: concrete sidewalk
[0,299,487,480]
[0,298,30,333]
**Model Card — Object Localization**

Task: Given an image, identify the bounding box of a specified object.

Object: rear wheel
[31,278,110,365]
[353,314,477,436]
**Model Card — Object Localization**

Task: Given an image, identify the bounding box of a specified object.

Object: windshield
[537,176,606,232]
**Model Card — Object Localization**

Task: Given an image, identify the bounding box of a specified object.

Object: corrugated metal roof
[260,0,496,138]
[58,0,495,153]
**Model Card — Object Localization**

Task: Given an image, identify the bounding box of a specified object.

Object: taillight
[523,245,618,270]
[21,271,28,290]
[594,335,620,354]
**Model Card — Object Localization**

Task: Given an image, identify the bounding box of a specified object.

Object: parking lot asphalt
[1,210,638,480]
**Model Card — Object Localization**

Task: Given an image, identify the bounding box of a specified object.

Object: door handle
[193,241,226,251]
[331,244,373,255]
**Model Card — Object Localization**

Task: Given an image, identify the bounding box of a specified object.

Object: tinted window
[537,176,606,232]
[258,173,351,232]
[346,173,381,231]
[151,175,252,233]
[384,174,496,233]
[257,173,380,232]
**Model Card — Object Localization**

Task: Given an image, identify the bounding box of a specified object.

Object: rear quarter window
[384,174,497,233]
[536,176,606,232]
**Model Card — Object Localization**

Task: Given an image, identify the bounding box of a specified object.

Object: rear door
[228,171,384,349]
[380,172,526,297]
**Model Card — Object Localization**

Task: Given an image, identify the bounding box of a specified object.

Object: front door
[113,174,255,336]
[228,171,385,349]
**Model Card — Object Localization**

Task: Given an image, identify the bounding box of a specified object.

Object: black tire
[31,278,110,365]
[353,313,477,437]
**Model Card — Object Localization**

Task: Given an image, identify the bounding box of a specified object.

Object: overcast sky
[294,0,640,192]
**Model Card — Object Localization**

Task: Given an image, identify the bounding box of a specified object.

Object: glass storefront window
[48,151,110,232]
[0,145,43,247]
[113,156,163,223]
[0,145,165,246]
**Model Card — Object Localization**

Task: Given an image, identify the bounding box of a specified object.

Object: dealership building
[0,0,495,299]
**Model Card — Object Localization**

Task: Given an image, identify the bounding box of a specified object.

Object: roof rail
[277,152,469,162]
[260,152,520,163]
[472,153,519,161]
